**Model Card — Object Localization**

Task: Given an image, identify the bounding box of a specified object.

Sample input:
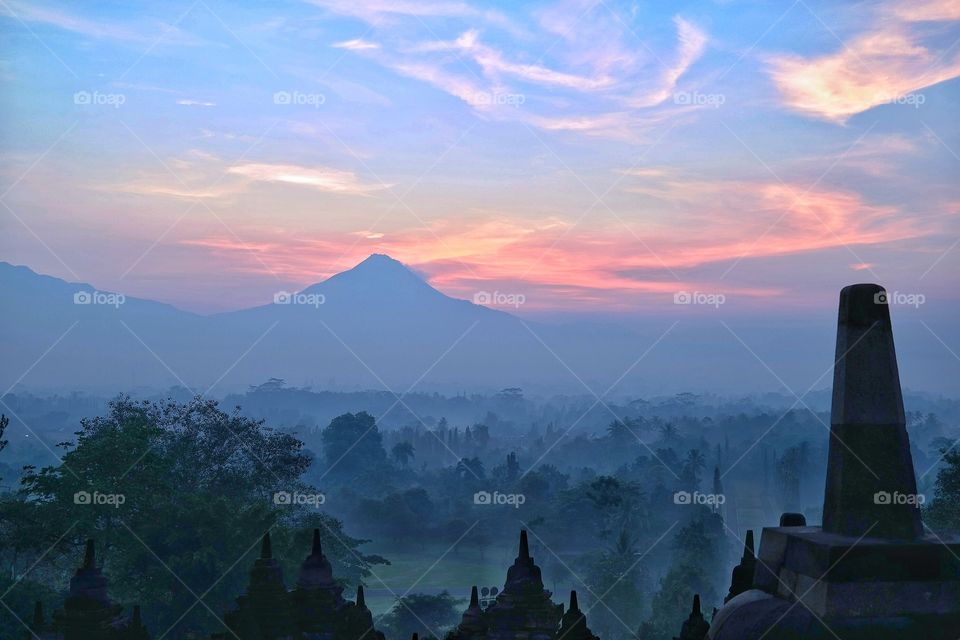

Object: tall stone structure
[290,528,347,635]
[483,531,562,640]
[447,531,604,640]
[722,531,755,603]
[709,284,960,639]
[215,529,384,640]
[220,533,297,640]
[673,595,709,640]
[35,539,151,640]
[556,592,599,640]
[447,586,487,640]
[823,283,923,539]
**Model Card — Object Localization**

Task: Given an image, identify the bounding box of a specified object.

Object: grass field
[360,543,510,614]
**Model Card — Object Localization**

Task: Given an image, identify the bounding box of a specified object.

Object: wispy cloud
[767,2,960,122]
[415,29,615,91]
[625,17,708,108]
[174,176,928,310]
[227,163,391,194]
[1,0,206,47]
[333,9,711,139]
[306,0,515,31]
[332,38,380,51]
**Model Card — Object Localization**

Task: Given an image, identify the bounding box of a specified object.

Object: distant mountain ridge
[0,256,948,396]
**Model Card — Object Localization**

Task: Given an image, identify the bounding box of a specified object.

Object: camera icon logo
[74,291,92,304]
[873,491,891,505]
[73,91,92,105]
[673,491,692,505]
[74,491,92,505]
[473,491,492,505]
[274,291,293,304]
[873,291,888,305]
[473,291,492,305]
[674,291,692,305]
[273,91,291,105]
[273,491,292,505]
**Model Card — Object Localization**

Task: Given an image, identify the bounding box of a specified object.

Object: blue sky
[1,0,958,319]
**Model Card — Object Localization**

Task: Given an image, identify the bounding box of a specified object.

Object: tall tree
[2,397,383,638]
[321,412,388,481]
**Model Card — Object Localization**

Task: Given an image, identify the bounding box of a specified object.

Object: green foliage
[640,512,725,640]
[379,591,464,640]
[580,528,646,640]
[925,445,960,534]
[0,398,382,639]
[392,441,416,467]
[321,412,388,482]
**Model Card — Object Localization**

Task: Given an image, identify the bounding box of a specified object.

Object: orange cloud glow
[176,178,921,310]
[767,4,960,122]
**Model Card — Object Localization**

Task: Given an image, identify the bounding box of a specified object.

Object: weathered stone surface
[557,591,599,640]
[675,594,710,640]
[709,589,960,640]
[724,530,756,603]
[710,284,960,639]
[484,531,562,640]
[48,540,150,640]
[823,283,922,540]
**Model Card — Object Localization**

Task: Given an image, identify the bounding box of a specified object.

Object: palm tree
[658,422,679,444]
[456,456,485,480]
[681,448,706,488]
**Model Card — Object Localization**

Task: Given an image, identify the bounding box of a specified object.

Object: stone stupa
[709,284,960,639]
[483,530,563,640]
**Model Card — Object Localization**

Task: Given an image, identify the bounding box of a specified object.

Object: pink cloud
[767,4,960,122]
[174,179,922,310]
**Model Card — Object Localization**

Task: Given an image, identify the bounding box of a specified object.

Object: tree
[926,445,960,534]
[680,449,706,490]
[1,397,383,638]
[392,441,416,467]
[582,529,646,639]
[606,418,639,446]
[641,513,725,640]
[379,592,464,639]
[456,456,485,481]
[321,412,388,482]
[658,423,679,445]
[586,476,646,539]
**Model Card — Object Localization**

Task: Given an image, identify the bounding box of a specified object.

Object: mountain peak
[354,253,407,271]
[299,254,438,302]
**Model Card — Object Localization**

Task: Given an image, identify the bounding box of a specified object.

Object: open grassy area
[360,544,513,615]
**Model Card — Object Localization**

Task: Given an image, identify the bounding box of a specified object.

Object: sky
[0,0,958,319]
